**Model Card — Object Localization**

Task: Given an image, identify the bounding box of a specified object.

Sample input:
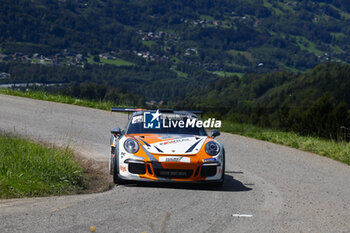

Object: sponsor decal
[132,115,143,124]
[158,135,184,139]
[120,165,127,172]
[159,156,190,163]
[202,158,217,163]
[159,138,191,146]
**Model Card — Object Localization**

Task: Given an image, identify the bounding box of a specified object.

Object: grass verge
[1,89,349,166]
[0,135,86,198]
[0,88,118,111]
[0,134,113,199]
[222,122,350,166]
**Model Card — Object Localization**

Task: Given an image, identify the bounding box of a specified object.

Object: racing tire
[211,150,225,187]
[113,154,126,185]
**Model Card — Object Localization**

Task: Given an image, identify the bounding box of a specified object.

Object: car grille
[154,169,193,178]
[200,166,217,177]
[128,163,146,174]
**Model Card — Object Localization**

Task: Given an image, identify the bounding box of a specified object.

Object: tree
[93,55,100,63]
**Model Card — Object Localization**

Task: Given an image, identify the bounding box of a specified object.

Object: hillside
[1,0,349,139]
[1,0,350,74]
[183,63,350,139]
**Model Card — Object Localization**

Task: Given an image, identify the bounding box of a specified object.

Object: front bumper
[120,159,223,182]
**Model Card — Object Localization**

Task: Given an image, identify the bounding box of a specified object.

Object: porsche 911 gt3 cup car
[109,108,225,186]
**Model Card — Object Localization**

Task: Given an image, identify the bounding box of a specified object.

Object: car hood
[132,134,207,155]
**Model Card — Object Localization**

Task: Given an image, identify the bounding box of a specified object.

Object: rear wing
[110,107,147,113]
[111,107,203,115]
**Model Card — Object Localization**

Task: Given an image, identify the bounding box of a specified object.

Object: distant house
[0,54,9,61]
[23,56,31,62]
[32,53,39,59]
[99,53,116,60]
[55,53,66,58]
[13,52,24,57]
[76,54,87,62]
[146,100,158,106]
[0,72,10,79]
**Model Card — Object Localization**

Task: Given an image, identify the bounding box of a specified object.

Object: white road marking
[232,214,253,217]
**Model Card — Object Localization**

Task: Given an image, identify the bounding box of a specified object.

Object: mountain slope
[1,0,350,74]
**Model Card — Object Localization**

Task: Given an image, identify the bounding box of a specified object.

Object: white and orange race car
[109,108,225,186]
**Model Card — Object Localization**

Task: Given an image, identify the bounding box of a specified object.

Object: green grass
[142,40,157,48]
[221,121,350,166]
[340,11,350,20]
[199,15,215,21]
[293,35,344,59]
[30,58,41,63]
[263,0,284,15]
[100,57,134,66]
[228,49,254,62]
[276,1,294,13]
[329,44,344,54]
[326,4,350,20]
[279,62,307,73]
[294,36,324,56]
[170,66,188,78]
[87,55,134,66]
[0,135,86,198]
[213,71,243,78]
[1,89,349,166]
[331,32,347,39]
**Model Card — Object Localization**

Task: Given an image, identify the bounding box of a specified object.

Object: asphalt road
[0,94,349,233]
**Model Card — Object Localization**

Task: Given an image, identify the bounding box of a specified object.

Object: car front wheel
[113,154,125,185]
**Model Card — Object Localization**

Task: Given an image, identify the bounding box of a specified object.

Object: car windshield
[127,113,207,136]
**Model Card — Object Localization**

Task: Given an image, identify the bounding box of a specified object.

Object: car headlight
[205,141,220,156]
[124,138,139,154]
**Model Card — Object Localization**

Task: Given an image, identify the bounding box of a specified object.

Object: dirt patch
[74,153,115,194]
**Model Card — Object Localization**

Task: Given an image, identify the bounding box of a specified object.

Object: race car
[109,108,225,186]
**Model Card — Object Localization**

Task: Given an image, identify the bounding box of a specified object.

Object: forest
[182,63,350,139]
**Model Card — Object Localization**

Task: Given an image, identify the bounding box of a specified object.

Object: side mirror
[211,130,220,138]
[111,126,123,136]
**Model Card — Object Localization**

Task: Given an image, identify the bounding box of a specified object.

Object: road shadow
[123,174,252,192]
